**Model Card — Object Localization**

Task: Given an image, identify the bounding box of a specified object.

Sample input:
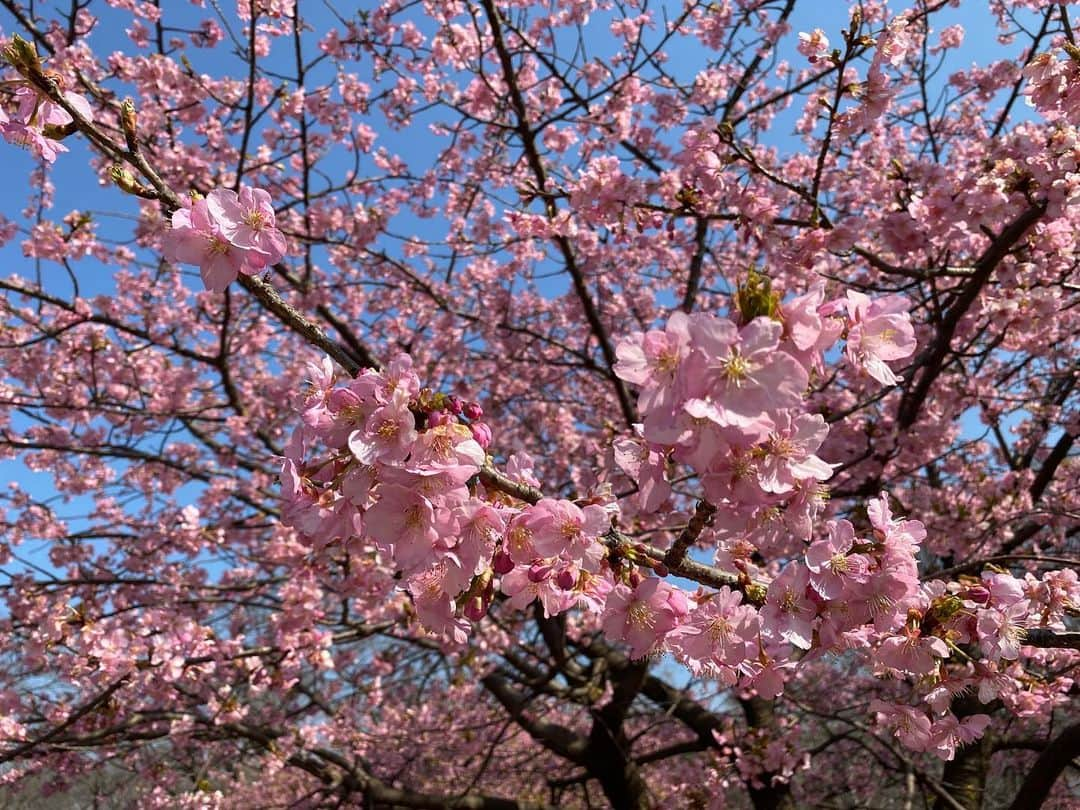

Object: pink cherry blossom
[601,578,689,659]
[760,562,817,650]
[205,186,288,267]
[805,519,870,599]
[841,292,917,385]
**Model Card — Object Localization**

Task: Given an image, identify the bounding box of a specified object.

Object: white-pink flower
[842,292,916,386]
[758,412,834,494]
[601,578,688,658]
[205,186,287,268]
[760,562,817,650]
[162,184,288,291]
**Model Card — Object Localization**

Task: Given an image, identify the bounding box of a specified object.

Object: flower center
[721,352,751,385]
[708,616,732,642]
[627,601,654,629]
[655,348,679,374]
[243,210,266,231]
[559,520,582,541]
[403,505,425,530]
[507,525,532,555]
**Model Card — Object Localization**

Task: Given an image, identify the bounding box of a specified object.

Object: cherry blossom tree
[0,0,1076,807]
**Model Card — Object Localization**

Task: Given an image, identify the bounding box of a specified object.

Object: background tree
[0,0,1076,808]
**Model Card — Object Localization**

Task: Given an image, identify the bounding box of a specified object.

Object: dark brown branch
[663,499,717,570]
[1023,629,1080,650]
[1007,723,1080,810]
[897,203,1046,430]
[480,674,590,764]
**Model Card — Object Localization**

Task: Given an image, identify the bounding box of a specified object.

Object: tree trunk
[935,698,993,810]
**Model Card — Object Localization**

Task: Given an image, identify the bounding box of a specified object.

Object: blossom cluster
[0,77,93,164]
[611,285,915,522]
[277,286,1080,761]
[162,186,287,292]
[1022,47,1080,125]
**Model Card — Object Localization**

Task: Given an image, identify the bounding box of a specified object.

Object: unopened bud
[527,561,554,583]
[427,409,452,427]
[555,569,576,590]
[4,35,41,75]
[462,594,487,621]
[108,165,159,199]
[110,165,143,195]
[735,268,781,324]
[463,401,483,420]
[42,122,77,140]
[492,550,515,575]
[120,98,139,151]
[470,422,492,449]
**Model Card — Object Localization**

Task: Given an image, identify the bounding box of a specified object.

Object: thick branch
[897,203,1045,429]
[1007,723,1080,810]
[480,673,590,764]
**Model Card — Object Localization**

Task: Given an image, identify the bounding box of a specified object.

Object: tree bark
[934,698,992,810]
[1007,723,1080,810]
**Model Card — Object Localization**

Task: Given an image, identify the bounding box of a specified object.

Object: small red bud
[528,561,553,583]
[492,550,515,575]
[427,409,452,427]
[463,595,488,621]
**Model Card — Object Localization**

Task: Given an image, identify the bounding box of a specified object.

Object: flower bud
[528,561,554,583]
[735,268,780,324]
[470,422,492,449]
[492,550,515,575]
[462,594,488,621]
[463,401,484,420]
[109,165,157,199]
[120,98,139,151]
[427,409,452,427]
[4,35,41,75]
[555,569,576,590]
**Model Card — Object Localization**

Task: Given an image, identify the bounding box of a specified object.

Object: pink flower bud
[447,396,464,415]
[556,569,576,590]
[463,595,488,621]
[492,550,515,575]
[528,561,554,582]
[463,401,484,420]
[427,409,452,427]
[470,422,493,448]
